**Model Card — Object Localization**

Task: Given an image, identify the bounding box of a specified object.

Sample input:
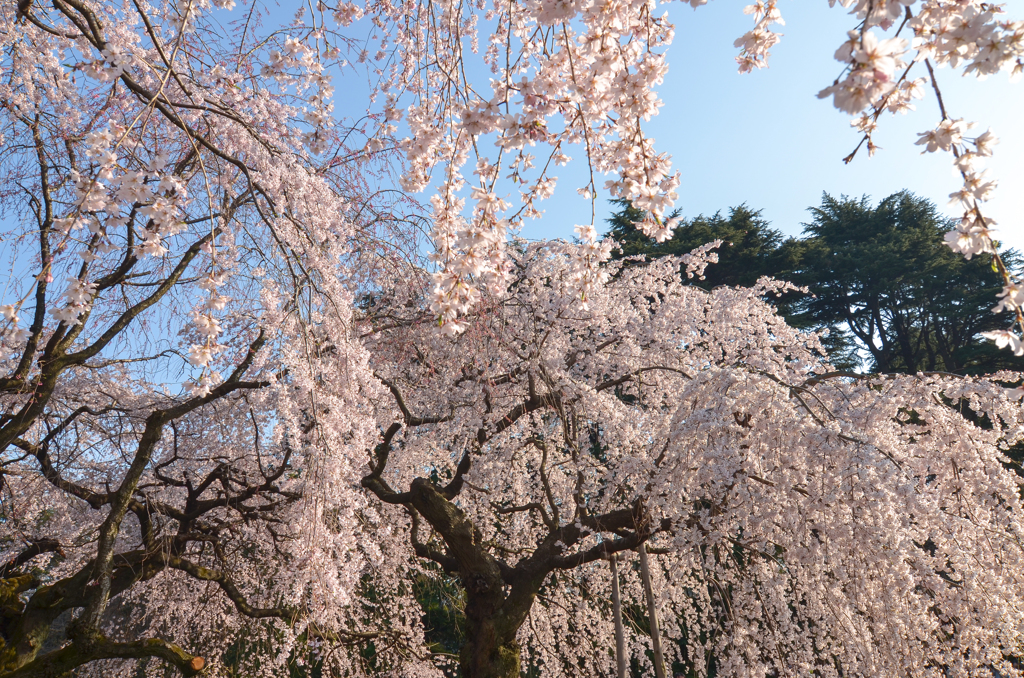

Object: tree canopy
[607,191,1024,375]
[785,191,1023,374]
[1,1,1024,678]
[606,199,796,291]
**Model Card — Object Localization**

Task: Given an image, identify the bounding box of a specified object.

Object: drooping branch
[378,375,454,426]
[12,437,111,509]
[442,384,558,500]
[491,501,553,531]
[8,118,52,387]
[408,477,515,584]
[408,508,459,574]
[166,555,298,620]
[2,631,207,678]
[595,365,693,392]
[57,231,218,366]
[368,422,402,477]
[0,539,63,579]
[543,502,655,571]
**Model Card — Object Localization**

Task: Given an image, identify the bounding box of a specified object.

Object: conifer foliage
[0,1,1023,677]
[607,192,1023,375]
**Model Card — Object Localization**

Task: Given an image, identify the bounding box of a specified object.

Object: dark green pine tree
[605,193,1024,376]
[785,191,1024,375]
[606,198,796,291]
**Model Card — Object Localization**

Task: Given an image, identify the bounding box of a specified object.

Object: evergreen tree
[786,191,1023,375]
[605,193,1024,375]
[606,199,795,291]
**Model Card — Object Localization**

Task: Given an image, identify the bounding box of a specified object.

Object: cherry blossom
[1,0,1023,677]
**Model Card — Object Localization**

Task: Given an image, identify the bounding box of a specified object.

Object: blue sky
[261,0,1024,251]
[505,1,1024,250]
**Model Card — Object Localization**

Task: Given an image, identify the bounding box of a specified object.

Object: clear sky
[510,1,1024,251]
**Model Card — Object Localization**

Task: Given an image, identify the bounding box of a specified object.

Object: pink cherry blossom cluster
[185,269,232,396]
[734,1,784,73]
[910,2,1024,78]
[335,0,1024,341]
[353,0,685,330]
[362,247,1024,678]
[48,277,97,326]
[569,223,613,308]
[809,1,1024,357]
[818,31,910,115]
[4,0,1024,675]
[81,45,132,82]
[0,0,400,669]
[0,304,29,360]
[913,111,1023,354]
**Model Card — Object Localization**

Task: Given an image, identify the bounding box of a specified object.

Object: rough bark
[460,614,522,678]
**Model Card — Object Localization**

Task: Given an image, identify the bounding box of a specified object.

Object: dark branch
[0,539,63,578]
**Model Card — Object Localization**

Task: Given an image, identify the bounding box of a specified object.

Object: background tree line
[607,190,1024,376]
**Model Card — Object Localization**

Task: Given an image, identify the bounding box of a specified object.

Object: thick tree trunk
[404,477,523,678]
[388,478,648,678]
[458,564,531,678]
[460,616,521,678]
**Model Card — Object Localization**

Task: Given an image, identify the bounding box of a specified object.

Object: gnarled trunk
[366,470,649,678]
[460,616,521,678]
